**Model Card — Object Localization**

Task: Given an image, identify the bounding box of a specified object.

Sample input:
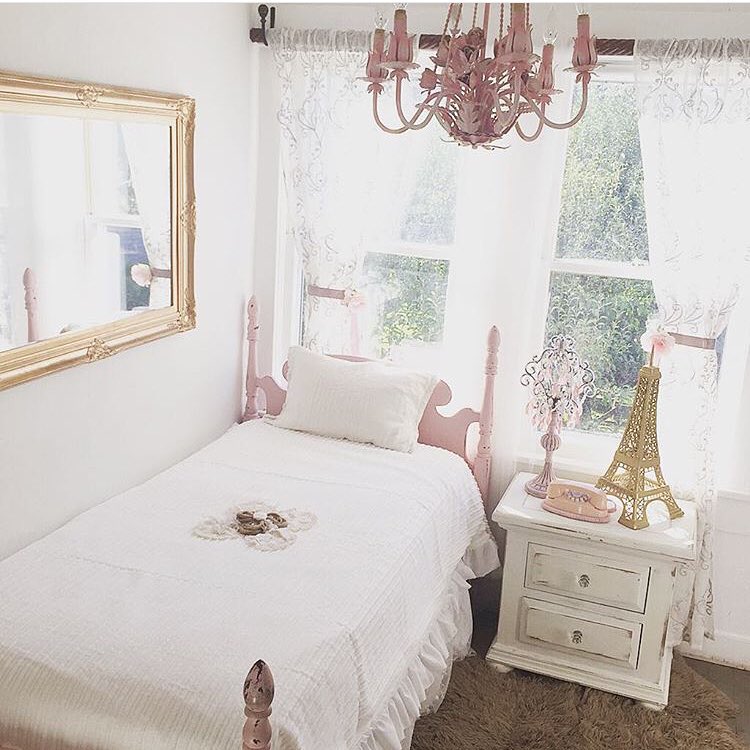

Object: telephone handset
[542,480,616,524]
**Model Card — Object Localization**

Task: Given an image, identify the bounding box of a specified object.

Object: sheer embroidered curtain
[270,29,431,355]
[635,38,750,648]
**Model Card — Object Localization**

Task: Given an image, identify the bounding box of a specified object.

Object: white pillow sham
[270,346,438,453]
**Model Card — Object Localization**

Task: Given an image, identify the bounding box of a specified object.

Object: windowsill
[514,451,750,508]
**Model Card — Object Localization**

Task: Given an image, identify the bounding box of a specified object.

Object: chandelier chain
[451,3,463,35]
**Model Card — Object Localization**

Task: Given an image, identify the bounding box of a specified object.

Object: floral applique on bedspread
[192,502,317,552]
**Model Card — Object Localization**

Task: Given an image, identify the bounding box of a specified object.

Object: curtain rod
[249,4,634,56]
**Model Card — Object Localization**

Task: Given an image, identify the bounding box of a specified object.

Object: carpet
[411,656,746,749]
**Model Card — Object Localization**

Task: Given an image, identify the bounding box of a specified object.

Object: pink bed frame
[23,268,39,343]
[239,295,500,749]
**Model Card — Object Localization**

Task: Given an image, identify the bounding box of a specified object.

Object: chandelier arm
[394,76,442,129]
[523,76,590,130]
[371,90,415,134]
[371,89,441,134]
[514,108,546,141]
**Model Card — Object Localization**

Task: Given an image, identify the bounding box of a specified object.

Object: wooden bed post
[243,659,274,750]
[243,296,260,422]
[23,268,39,343]
[473,325,500,509]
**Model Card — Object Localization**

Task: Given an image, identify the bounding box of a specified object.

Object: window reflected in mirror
[0,112,171,352]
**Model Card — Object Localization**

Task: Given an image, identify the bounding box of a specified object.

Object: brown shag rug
[412,656,746,750]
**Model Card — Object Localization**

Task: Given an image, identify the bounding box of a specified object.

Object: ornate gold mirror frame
[0,70,195,390]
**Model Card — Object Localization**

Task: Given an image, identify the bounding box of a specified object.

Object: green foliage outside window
[545,273,655,432]
[364,252,449,358]
[547,80,656,433]
[557,82,649,264]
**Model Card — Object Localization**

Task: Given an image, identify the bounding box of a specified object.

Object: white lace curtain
[635,38,750,648]
[270,29,430,355]
[121,124,172,307]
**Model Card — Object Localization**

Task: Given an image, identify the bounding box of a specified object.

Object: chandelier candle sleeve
[362,2,600,148]
[364,27,388,84]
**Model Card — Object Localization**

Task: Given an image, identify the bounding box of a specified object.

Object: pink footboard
[243,660,274,750]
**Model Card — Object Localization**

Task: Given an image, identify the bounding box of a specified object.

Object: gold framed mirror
[0,70,195,390]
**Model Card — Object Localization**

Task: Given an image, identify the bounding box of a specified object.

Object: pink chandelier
[362,3,600,148]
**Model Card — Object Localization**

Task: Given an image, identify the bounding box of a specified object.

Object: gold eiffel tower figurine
[596,364,684,530]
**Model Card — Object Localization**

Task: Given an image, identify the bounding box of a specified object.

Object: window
[363,251,450,359]
[542,76,656,434]
[85,121,154,312]
[297,133,458,363]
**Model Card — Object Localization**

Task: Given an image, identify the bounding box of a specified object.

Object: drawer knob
[578,574,591,588]
[571,629,584,645]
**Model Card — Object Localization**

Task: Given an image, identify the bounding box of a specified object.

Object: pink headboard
[241,296,500,509]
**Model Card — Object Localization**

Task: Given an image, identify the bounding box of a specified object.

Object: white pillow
[271,346,438,453]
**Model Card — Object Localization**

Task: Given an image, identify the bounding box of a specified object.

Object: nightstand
[486,472,698,708]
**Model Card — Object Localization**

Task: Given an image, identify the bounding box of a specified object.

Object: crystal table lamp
[521,335,595,498]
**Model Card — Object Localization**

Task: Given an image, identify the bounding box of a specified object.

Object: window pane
[105,225,151,311]
[544,272,656,433]
[88,121,138,218]
[556,81,648,264]
[363,252,449,358]
[399,139,458,246]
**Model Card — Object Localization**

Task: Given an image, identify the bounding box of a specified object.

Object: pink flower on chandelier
[362,2,602,149]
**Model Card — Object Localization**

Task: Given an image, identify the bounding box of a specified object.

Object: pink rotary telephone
[542,481,616,524]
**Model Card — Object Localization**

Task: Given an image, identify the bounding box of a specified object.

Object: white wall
[0,3,259,559]
[254,2,750,670]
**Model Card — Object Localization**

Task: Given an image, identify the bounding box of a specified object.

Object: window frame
[524,58,750,495]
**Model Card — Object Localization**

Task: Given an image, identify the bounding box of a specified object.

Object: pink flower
[640,330,676,360]
[420,68,438,91]
[130,263,153,287]
[342,289,366,310]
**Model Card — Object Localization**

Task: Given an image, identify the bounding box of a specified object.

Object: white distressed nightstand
[486,472,698,708]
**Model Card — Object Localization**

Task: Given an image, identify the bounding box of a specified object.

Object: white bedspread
[0,421,497,750]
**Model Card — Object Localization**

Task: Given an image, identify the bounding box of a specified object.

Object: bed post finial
[243,659,274,750]
[243,296,260,422]
[474,325,500,510]
[23,267,39,343]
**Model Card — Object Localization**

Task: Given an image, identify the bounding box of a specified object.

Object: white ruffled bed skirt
[357,542,498,750]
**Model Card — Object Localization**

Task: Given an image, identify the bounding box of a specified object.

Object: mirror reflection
[0,112,172,352]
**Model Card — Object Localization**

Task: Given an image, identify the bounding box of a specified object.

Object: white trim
[514,450,750,510]
[377,241,455,262]
[550,257,651,281]
[595,57,638,83]
[679,630,750,672]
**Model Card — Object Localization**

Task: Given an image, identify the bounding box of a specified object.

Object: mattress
[0,420,498,750]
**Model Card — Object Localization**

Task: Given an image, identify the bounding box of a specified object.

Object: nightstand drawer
[520,598,642,669]
[525,543,651,613]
